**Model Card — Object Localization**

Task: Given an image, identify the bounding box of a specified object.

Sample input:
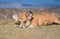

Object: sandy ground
[0,8,60,39]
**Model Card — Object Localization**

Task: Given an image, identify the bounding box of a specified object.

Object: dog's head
[12,11,33,28]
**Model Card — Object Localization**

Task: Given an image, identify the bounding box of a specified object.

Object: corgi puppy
[12,11,60,28]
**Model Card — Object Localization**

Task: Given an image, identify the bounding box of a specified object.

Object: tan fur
[29,13,60,28]
[12,12,60,28]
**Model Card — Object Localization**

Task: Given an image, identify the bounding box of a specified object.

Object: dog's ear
[12,14,18,21]
[25,11,33,19]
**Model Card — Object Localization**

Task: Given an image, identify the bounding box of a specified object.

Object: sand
[0,8,60,39]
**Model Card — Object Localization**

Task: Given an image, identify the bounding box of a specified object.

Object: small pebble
[4,25,7,28]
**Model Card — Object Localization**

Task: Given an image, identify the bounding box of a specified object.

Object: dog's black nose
[20,26,23,28]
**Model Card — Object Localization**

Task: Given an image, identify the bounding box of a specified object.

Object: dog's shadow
[15,23,20,25]
[15,22,60,26]
[51,22,59,25]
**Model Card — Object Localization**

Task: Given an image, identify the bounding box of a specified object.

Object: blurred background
[0,0,60,8]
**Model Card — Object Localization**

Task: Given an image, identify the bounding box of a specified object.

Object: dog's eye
[23,21,27,23]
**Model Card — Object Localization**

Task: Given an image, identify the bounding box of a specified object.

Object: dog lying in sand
[12,11,60,28]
